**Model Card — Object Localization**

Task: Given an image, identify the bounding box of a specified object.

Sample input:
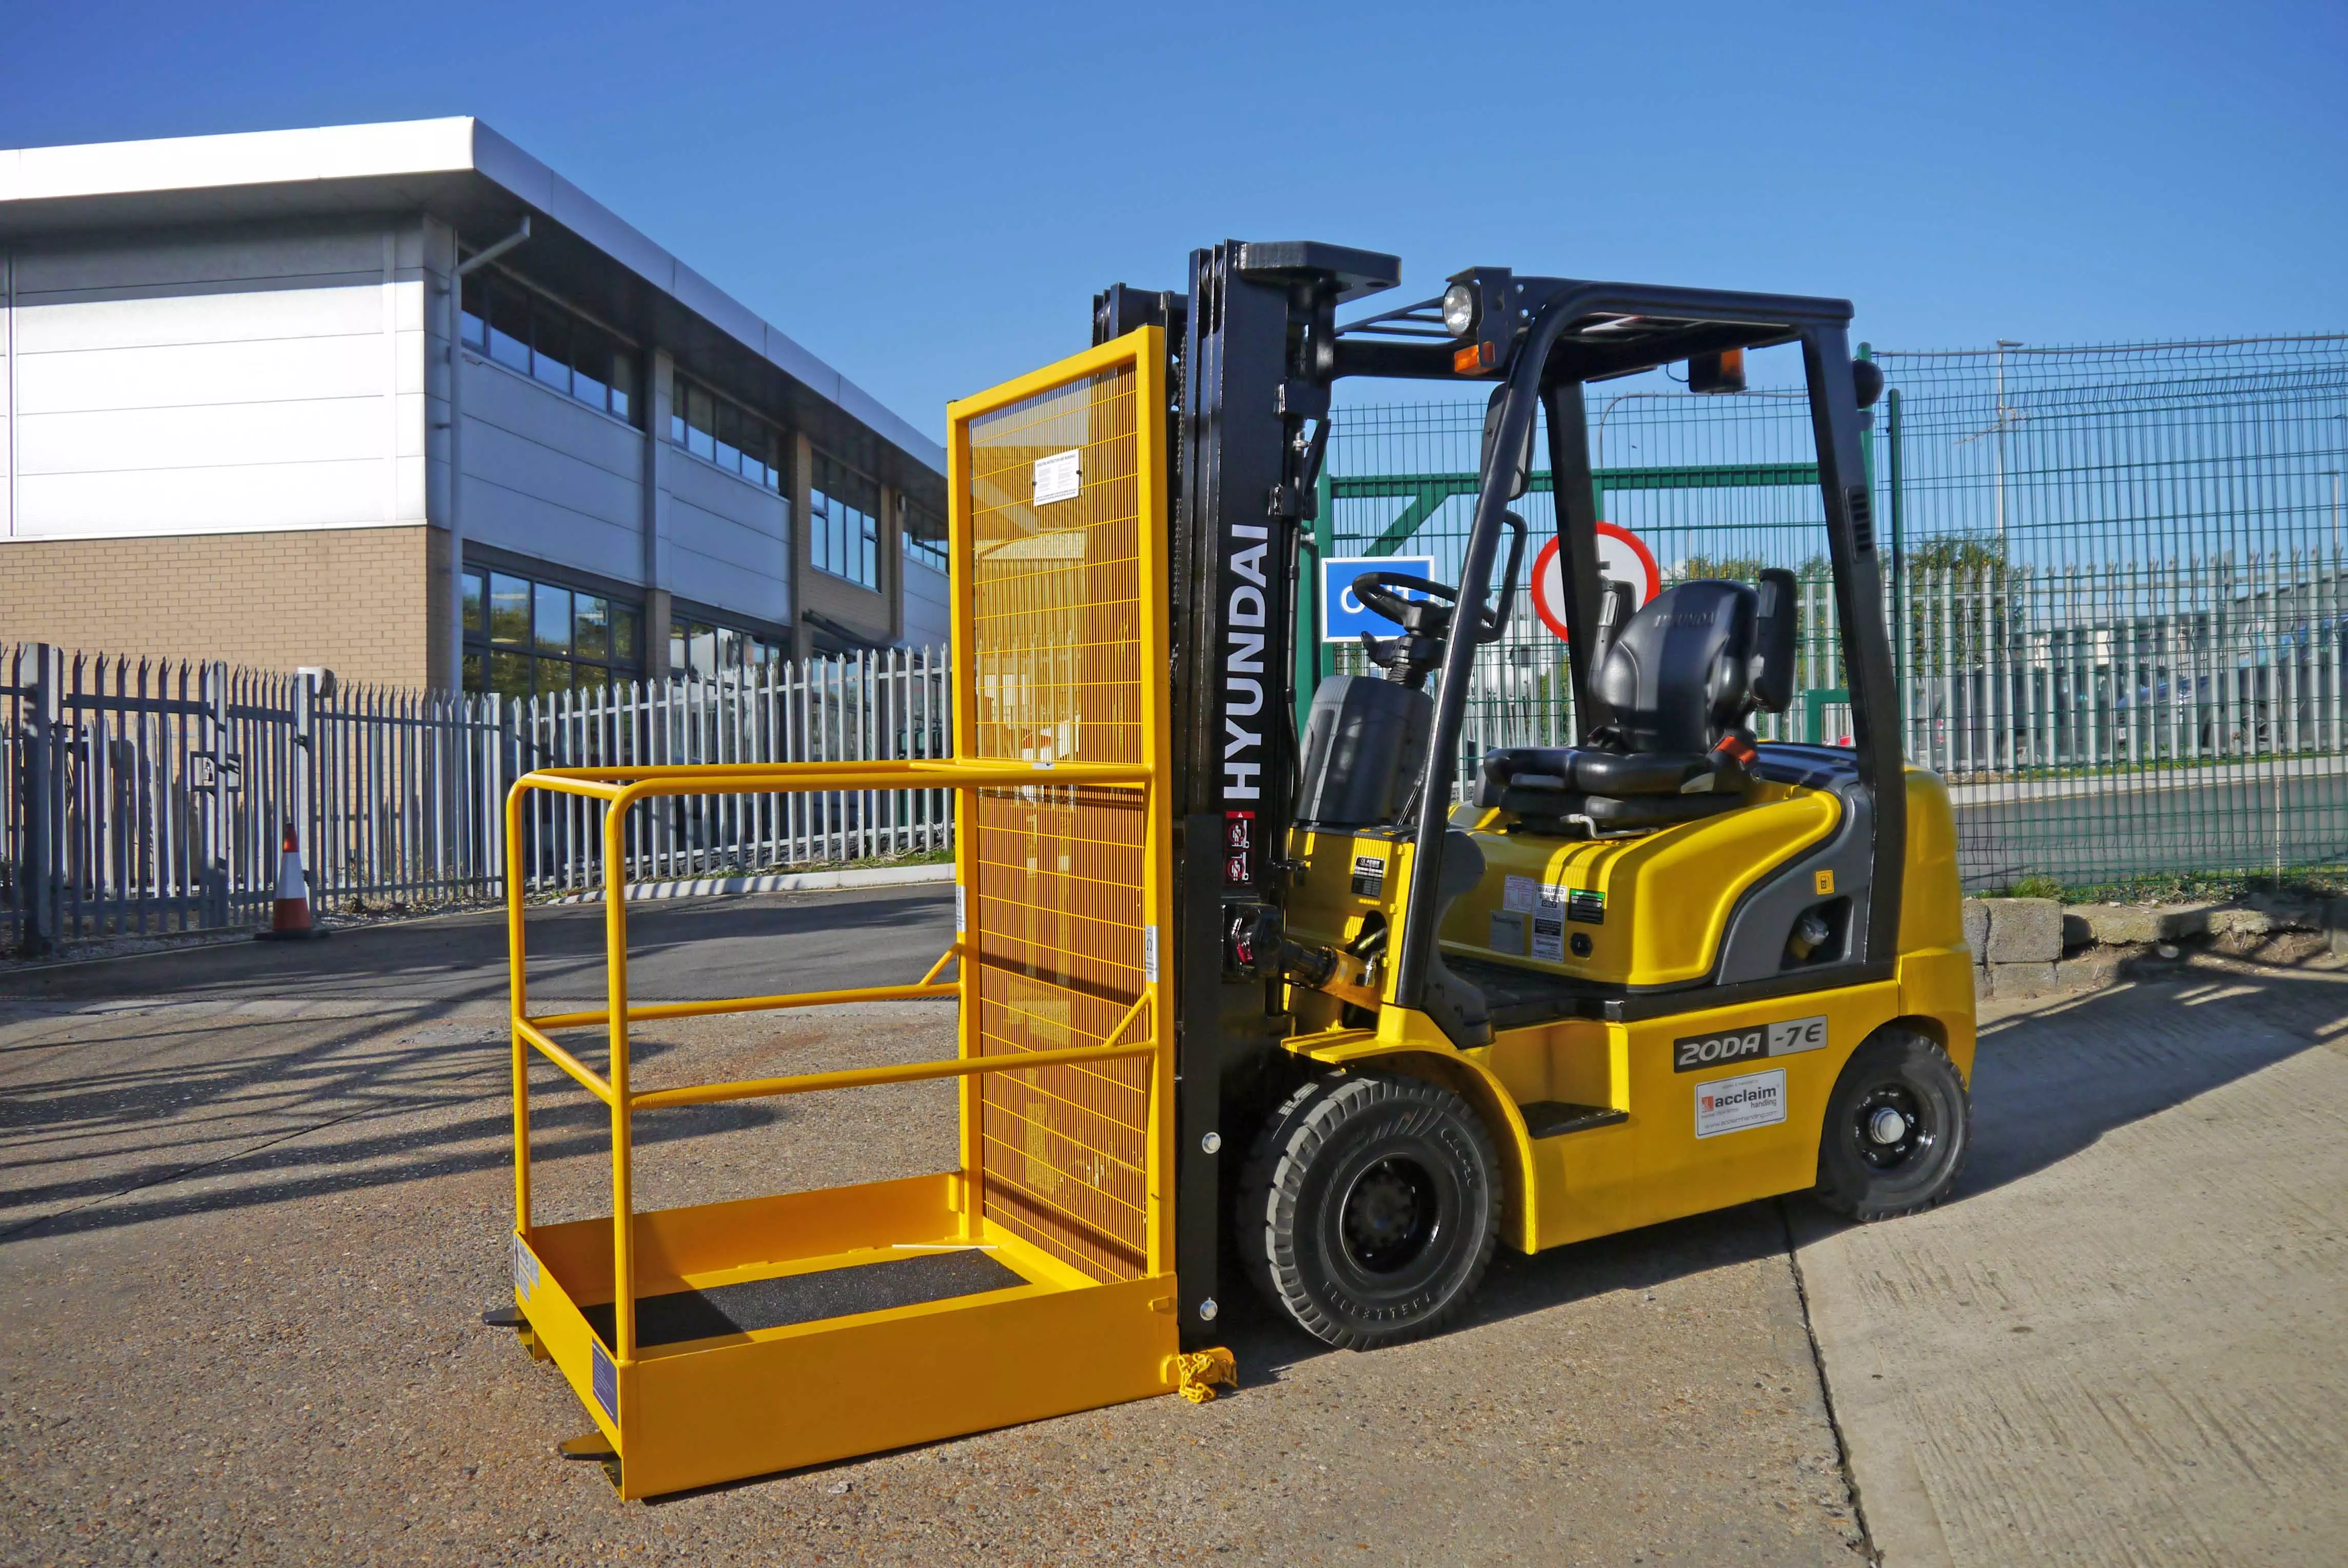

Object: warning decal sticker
[1506,875,1599,925]
[592,1341,619,1421]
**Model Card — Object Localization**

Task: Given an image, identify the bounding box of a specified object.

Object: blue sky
[6,1,2341,443]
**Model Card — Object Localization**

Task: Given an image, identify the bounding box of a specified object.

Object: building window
[669,372,787,493]
[462,566,642,698]
[901,497,947,573]
[460,268,639,424]
[812,451,882,589]
[669,615,787,681]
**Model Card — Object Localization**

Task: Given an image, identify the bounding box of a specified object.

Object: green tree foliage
[1904,532,2011,578]
[1672,553,1769,584]
[1903,532,2017,676]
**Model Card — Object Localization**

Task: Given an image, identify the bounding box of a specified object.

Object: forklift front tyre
[1239,1072,1499,1350]
[1813,1028,1970,1221]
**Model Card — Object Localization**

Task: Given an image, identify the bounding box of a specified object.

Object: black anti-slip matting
[582,1248,1026,1350]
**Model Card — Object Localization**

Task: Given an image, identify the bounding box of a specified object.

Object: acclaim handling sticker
[1693,1068,1787,1139]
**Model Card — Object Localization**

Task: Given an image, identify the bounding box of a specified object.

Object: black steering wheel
[1351,513,1530,652]
[1352,573,1458,633]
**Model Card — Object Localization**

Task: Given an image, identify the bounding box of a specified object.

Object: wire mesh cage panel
[955,349,1165,1283]
[969,785,1151,1278]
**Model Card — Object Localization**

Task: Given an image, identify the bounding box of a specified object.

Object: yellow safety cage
[500,330,1207,1499]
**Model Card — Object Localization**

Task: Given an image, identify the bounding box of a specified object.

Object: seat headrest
[1591,574,1796,754]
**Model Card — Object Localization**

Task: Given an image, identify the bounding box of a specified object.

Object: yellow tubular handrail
[602,798,635,1361]
[523,760,1152,789]
[505,741,1171,1369]
[514,1016,618,1104]
[626,1037,1159,1111]
[526,981,958,1033]
[507,778,532,1239]
[1099,991,1150,1050]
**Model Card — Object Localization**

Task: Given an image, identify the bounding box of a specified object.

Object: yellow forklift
[491,242,1974,1496]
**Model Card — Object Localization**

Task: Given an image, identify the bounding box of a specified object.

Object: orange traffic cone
[255,819,328,942]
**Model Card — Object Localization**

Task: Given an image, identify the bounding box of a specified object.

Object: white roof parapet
[0,117,946,476]
[0,119,479,202]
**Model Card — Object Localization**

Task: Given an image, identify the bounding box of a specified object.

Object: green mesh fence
[1321,334,2348,891]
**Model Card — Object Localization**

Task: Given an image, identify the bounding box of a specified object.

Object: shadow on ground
[1960,965,2344,1193]
[0,885,956,1005]
[0,1005,798,1244]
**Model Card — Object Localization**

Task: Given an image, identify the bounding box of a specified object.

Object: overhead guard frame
[1364,279,1905,1016]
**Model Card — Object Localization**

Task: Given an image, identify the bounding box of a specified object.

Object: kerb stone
[1983,898,2063,964]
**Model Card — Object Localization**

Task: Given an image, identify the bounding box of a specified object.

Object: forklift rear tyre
[1814,1028,1970,1221]
[1239,1072,1499,1350]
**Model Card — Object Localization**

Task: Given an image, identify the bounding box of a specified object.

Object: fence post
[199,661,231,928]
[494,692,518,896]
[17,644,62,956]
[292,670,321,913]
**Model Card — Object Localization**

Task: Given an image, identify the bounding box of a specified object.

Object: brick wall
[0,527,435,689]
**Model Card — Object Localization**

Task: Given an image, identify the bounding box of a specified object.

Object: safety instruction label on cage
[509,1232,539,1299]
[1694,1068,1787,1138]
[1033,448,1082,506]
[1144,925,1160,984]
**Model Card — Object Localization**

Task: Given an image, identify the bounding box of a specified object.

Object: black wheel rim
[1338,1156,1440,1275]
[1851,1083,1933,1171]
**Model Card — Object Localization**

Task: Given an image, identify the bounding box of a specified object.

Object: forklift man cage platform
[502,334,1201,1499]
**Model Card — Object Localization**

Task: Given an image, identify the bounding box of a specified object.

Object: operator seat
[1482,568,1798,830]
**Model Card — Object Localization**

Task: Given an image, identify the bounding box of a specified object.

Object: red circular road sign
[1531,523,1661,642]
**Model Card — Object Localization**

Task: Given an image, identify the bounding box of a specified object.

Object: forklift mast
[1097,243,1903,1338]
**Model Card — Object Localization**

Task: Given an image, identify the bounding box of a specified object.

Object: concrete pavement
[3,894,2343,1563]
[1952,768,2348,887]
[0,894,1863,1566]
[1796,967,2348,1566]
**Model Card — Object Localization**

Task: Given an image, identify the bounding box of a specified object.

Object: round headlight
[1441,282,1478,337]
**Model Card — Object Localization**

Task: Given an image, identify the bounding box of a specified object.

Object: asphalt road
[1952,769,2348,886]
[3,896,2342,1564]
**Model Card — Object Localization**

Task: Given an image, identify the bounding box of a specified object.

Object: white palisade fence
[2,643,951,952]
